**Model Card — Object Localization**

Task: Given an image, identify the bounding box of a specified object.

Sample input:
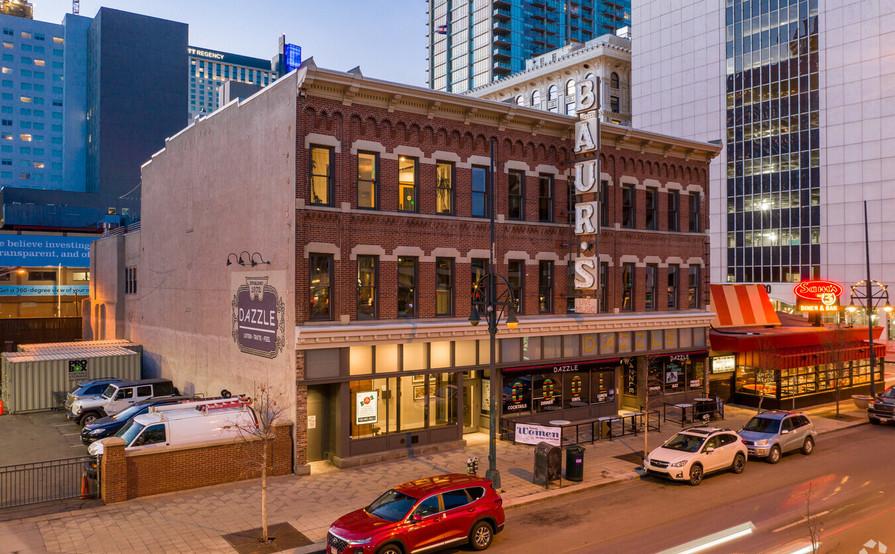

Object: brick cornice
[295,311,714,349]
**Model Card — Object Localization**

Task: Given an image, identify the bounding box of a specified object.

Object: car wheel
[731,453,746,474]
[870,417,881,425]
[377,544,403,554]
[78,412,98,427]
[767,445,782,464]
[801,437,815,455]
[688,464,704,486]
[469,521,494,551]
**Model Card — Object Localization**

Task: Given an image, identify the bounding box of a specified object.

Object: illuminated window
[33,59,44,67]
[2,42,12,49]
[397,155,417,212]
[20,32,31,39]
[0,67,9,74]
[32,161,44,169]
[19,133,31,141]
[52,37,63,44]
[2,133,11,140]
[19,96,31,103]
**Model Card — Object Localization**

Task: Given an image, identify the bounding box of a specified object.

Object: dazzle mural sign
[793,279,843,313]
[231,274,286,358]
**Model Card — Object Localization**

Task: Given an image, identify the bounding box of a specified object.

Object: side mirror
[410,513,423,523]
[781,429,790,435]
[704,447,715,454]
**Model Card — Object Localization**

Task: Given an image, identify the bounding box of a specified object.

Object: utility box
[533,441,562,487]
[1,346,141,413]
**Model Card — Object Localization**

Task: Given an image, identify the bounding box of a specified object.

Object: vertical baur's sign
[231,272,286,358]
[573,76,600,314]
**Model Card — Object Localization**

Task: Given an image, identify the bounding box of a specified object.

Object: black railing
[0,456,97,508]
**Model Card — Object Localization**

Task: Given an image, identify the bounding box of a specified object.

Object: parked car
[738,411,816,463]
[327,474,505,554]
[80,396,197,444]
[87,397,257,457]
[645,427,748,486]
[64,378,124,412]
[868,386,895,424]
[69,378,179,426]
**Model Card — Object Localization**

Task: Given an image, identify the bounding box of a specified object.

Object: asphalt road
[482,423,895,554]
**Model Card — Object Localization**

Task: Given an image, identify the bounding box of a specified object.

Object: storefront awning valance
[710,284,781,328]
[771,342,886,368]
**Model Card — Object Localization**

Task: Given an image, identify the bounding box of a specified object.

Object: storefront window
[503,374,531,415]
[350,346,373,376]
[647,358,663,396]
[350,378,391,438]
[591,370,615,403]
[664,359,685,393]
[375,344,398,373]
[689,360,705,390]
[398,375,426,431]
[563,372,588,409]
[403,343,426,371]
[533,374,562,413]
[433,372,457,427]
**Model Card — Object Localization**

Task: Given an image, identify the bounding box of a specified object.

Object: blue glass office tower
[428,0,630,93]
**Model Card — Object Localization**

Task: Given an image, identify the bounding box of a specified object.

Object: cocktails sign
[793,279,843,313]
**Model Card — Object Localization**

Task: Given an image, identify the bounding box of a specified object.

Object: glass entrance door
[463,378,479,433]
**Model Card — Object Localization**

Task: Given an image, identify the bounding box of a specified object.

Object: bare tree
[805,481,822,553]
[235,383,287,544]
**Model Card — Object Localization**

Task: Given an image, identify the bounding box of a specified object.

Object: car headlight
[670,460,688,468]
[89,428,105,435]
[754,439,769,446]
[345,537,372,545]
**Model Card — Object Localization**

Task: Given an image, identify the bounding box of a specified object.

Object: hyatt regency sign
[573,76,601,313]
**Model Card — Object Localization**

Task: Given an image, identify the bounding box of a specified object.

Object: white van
[87,399,258,456]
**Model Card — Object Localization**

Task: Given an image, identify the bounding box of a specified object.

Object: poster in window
[565,373,588,408]
[665,360,685,391]
[534,375,561,412]
[503,375,531,413]
[355,391,378,424]
[481,379,491,413]
[592,370,615,403]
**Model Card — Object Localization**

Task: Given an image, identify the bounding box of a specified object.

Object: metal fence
[0,456,97,508]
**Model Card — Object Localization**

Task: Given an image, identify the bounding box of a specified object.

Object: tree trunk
[261,438,269,543]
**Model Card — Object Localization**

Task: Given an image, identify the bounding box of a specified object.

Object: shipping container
[1,347,141,413]
[17,339,142,356]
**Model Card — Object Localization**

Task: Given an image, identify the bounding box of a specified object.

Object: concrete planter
[851,394,873,410]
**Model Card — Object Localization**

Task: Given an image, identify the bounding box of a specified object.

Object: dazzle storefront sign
[794,280,843,313]
[514,423,561,447]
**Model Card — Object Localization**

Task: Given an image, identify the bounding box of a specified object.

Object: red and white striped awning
[710,284,781,328]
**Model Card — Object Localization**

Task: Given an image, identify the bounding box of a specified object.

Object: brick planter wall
[100,422,293,503]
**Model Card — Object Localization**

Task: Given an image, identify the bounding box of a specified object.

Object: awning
[772,343,886,368]
[710,284,781,328]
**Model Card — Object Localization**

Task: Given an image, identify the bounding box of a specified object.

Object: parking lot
[0,410,87,466]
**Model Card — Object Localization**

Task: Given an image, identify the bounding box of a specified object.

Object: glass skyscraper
[724,0,819,284]
[428,0,630,93]
[188,46,276,119]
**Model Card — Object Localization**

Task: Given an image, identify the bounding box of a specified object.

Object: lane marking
[657,522,755,554]
[772,511,830,533]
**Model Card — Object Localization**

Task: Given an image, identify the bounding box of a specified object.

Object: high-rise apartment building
[633,0,895,306]
[428,0,630,93]
[187,46,275,119]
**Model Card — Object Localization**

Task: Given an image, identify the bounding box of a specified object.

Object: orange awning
[710,284,781,328]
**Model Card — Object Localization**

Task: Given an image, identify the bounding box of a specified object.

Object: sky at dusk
[34,0,429,86]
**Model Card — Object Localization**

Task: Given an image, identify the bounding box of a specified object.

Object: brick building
[87,61,720,472]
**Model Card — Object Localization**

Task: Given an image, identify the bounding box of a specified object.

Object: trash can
[533,442,562,486]
[565,445,585,482]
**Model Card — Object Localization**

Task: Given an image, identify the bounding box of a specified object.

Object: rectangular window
[645,188,658,230]
[610,95,620,112]
[538,174,553,222]
[599,262,609,312]
[357,152,377,209]
[622,263,635,311]
[538,260,553,313]
[309,254,333,320]
[668,190,680,232]
[398,155,417,212]
[566,262,577,313]
[471,165,489,217]
[124,267,137,295]
[309,145,333,206]
[622,185,635,228]
[689,192,702,232]
[688,266,701,309]
[507,170,524,220]
[397,256,417,318]
[507,260,524,313]
[471,258,488,306]
[667,264,679,309]
[600,180,609,227]
[435,257,454,316]
[357,255,377,320]
[567,180,575,224]
[27,270,54,281]
[645,265,658,310]
[435,161,453,214]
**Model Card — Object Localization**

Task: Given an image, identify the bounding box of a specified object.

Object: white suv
[645,427,748,486]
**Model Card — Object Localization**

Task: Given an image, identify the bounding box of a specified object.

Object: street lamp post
[846,280,892,396]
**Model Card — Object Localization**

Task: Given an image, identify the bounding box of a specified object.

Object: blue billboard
[284,43,302,73]
[0,234,96,268]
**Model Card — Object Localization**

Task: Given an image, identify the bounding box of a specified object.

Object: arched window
[547,84,558,101]
[565,79,576,97]
[531,89,541,107]
[610,72,620,89]
[585,72,594,82]
[515,95,524,106]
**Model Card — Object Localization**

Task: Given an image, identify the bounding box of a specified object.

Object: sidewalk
[0,398,875,554]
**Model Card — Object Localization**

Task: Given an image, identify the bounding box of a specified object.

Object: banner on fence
[514,422,561,447]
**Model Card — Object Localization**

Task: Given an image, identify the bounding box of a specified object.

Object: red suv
[326,474,505,554]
